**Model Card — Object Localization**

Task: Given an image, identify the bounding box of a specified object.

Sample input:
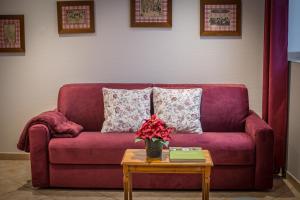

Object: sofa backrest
[153,84,249,132]
[58,83,249,132]
[57,83,152,131]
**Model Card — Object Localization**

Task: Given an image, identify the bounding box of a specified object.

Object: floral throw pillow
[153,87,203,133]
[101,88,152,133]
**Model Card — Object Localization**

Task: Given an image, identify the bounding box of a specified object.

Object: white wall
[288,61,300,182]
[0,0,265,152]
[288,0,300,183]
[288,0,300,52]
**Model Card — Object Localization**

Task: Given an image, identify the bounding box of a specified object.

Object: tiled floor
[0,160,299,200]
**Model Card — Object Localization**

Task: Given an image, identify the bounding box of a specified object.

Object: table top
[121,149,213,167]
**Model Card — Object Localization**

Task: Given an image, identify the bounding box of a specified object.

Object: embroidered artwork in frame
[131,0,172,27]
[0,15,25,52]
[200,0,241,36]
[57,1,95,34]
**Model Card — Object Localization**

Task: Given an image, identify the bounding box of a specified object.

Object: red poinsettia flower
[135,115,175,147]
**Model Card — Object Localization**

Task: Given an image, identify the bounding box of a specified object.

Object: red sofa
[28,83,274,190]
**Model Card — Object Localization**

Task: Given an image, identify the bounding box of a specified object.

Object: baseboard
[0,152,30,160]
[287,171,300,192]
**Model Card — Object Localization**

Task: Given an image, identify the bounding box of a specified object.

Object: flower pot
[145,139,163,160]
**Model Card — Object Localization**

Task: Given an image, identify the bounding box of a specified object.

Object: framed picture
[0,15,25,52]
[57,1,95,34]
[131,0,172,27]
[200,0,241,36]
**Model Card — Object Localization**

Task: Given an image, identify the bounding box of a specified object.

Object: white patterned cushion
[153,87,203,133]
[101,88,152,133]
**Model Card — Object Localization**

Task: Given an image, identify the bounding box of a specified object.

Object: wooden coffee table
[121,149,213,200]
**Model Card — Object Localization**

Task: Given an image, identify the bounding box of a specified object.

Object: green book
[169,147,205,162]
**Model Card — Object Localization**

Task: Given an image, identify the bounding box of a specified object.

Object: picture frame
[200,0,241,36]
[0,15,25,52]
[131,0,172,27]
[57,1,95,34]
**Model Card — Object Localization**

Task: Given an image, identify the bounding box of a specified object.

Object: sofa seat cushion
[49,132,254,165]
[170,132,255,165]
[49,132,143,165]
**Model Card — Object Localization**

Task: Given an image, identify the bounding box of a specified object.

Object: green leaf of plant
[164,141,169,147]
[160,140,169,147]
[135,138,143,143]
[152,138,159,142]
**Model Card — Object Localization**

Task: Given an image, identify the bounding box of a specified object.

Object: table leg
[123,166,129,200]
[128,172,132,200]
[202,167,211,200]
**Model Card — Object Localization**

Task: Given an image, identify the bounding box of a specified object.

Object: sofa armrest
[245,111,274,189]
[29,124,50,188]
